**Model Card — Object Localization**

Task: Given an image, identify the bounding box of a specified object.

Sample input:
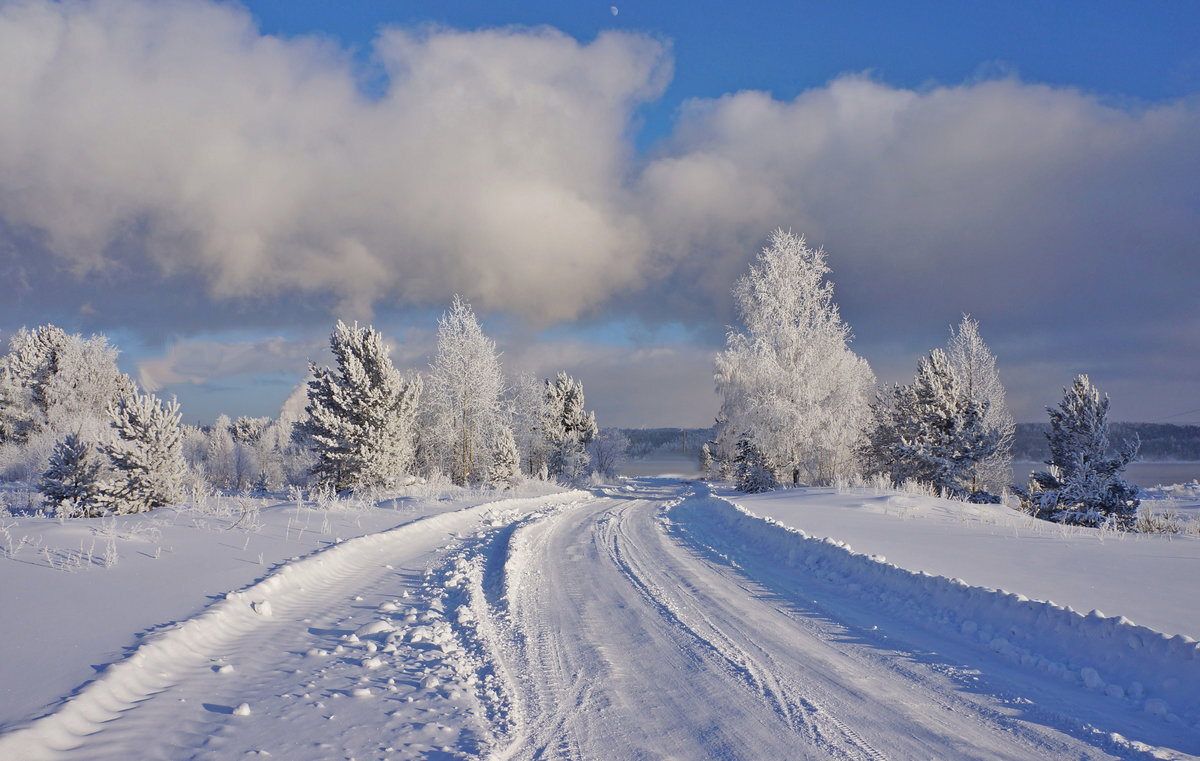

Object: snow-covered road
[3,479,1196,759]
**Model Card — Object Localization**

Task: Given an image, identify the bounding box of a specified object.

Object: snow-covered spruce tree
[295,321,420,493]
[863,349,1000,496]
[698,442,715,478]
[542,371,597,482]
[1018,375,1139,528]
[41,431,111,517]
[714,229,875,487]
[487,426,521,489]
[946,315,1014,494]
[104,390,186,514]
[425,297,508,486]
[733,435,777,492]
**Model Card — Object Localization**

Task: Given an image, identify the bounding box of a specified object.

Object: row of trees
[297,296,598,493]
[708,228,1139,528]
[1,296,601,516]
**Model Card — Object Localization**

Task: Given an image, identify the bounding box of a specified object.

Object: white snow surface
[1,478,1199,759]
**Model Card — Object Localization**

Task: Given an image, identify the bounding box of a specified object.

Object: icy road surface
[2,479,1196,759]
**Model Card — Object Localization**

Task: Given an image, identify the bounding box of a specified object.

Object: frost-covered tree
[733,436,777,493]
[1018,375,1139,528]
[0,325,134,446]
[104,390,186,514]
[511,373,550,477]
[543,372,597,482]
[426,297,508,486]
[295,321,420,493]
[714,229,875,487]
[862,349,1000,496]
[588,427,629,480]
[41,431,110,517]
[946,315,1014,493]
[487,426,521,489]
[698,442,715,478]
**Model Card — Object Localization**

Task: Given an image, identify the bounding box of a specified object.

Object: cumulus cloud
[1,0,1198,422]
[0,0,668,322]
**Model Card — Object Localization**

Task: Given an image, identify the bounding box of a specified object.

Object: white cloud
[2,0,1198,423]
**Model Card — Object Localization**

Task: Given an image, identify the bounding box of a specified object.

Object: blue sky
[1,0,1198,427]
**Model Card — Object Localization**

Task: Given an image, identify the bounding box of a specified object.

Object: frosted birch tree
[426,296,509,486]
[946,315,1014,493]
[295,321,421,493]
[714,229,875,486]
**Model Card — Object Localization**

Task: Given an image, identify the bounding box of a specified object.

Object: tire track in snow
[0,492,583,761]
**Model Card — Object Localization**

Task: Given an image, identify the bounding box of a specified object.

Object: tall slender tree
[426,296,509,486]
[946,315,1014,493]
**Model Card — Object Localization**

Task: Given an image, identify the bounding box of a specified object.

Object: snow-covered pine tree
[487,426,521,489]
[542,371,597,482]
[104,390,186,514]
[42,431,110,517]
[698,442,714,478]
[295,321,420,493]
[863,349,1000,496]
[946,315,1014,495]
[425,297,508,486]
[714,229,875,487]
[1019,375,1139,528]
[733,435,776,493]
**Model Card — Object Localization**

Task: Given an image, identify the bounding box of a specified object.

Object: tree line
[703,228,1141,529]
[0,296,613,517]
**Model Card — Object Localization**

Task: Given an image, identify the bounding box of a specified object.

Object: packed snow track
[2,480,1195,760]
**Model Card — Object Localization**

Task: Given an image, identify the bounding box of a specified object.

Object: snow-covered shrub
[1017,375,1139,529]
[714,229,875,487]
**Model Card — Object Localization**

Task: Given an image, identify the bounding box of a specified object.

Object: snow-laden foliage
[295,321,421,493]
[103,389,187,514]
[733,436,777,492]
[510,372,550,478]
[41,431,110,517]
[714,229,875,487]
[862,349,1001,497]
[425,297,509,486]
[946,315,1014,493]
[0,325,135,480]
[542,371,597,482]
[487,426,521,489]
[1018,375,1139,528]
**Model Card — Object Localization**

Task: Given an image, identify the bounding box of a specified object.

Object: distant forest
[1012,423,1200,462]
[626,424,1200,463]
[622,428,715,458]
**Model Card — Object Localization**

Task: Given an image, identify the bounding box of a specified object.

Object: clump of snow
[233,702,251,716]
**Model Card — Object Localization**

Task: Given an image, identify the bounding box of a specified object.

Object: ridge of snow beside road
[672,486,1200,738]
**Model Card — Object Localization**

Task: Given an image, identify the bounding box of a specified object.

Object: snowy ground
[2,477,1199,759]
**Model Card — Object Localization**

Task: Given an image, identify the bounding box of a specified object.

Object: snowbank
[670,487,1200,729]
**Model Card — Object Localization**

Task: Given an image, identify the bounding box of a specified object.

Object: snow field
[0,490,586,760]
[671,485,1200,736]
